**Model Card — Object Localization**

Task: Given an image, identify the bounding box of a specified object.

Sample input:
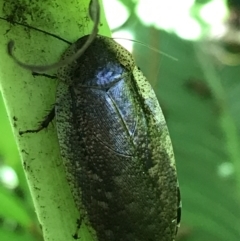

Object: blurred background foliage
[0,0,240,240]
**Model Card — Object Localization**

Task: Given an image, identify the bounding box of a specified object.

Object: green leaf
[0,0,111,241]
[134,28,240,240]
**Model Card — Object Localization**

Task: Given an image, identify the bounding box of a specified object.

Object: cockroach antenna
[7,0,100,72]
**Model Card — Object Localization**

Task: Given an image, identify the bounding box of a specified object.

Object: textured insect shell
[55,35,179,241]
